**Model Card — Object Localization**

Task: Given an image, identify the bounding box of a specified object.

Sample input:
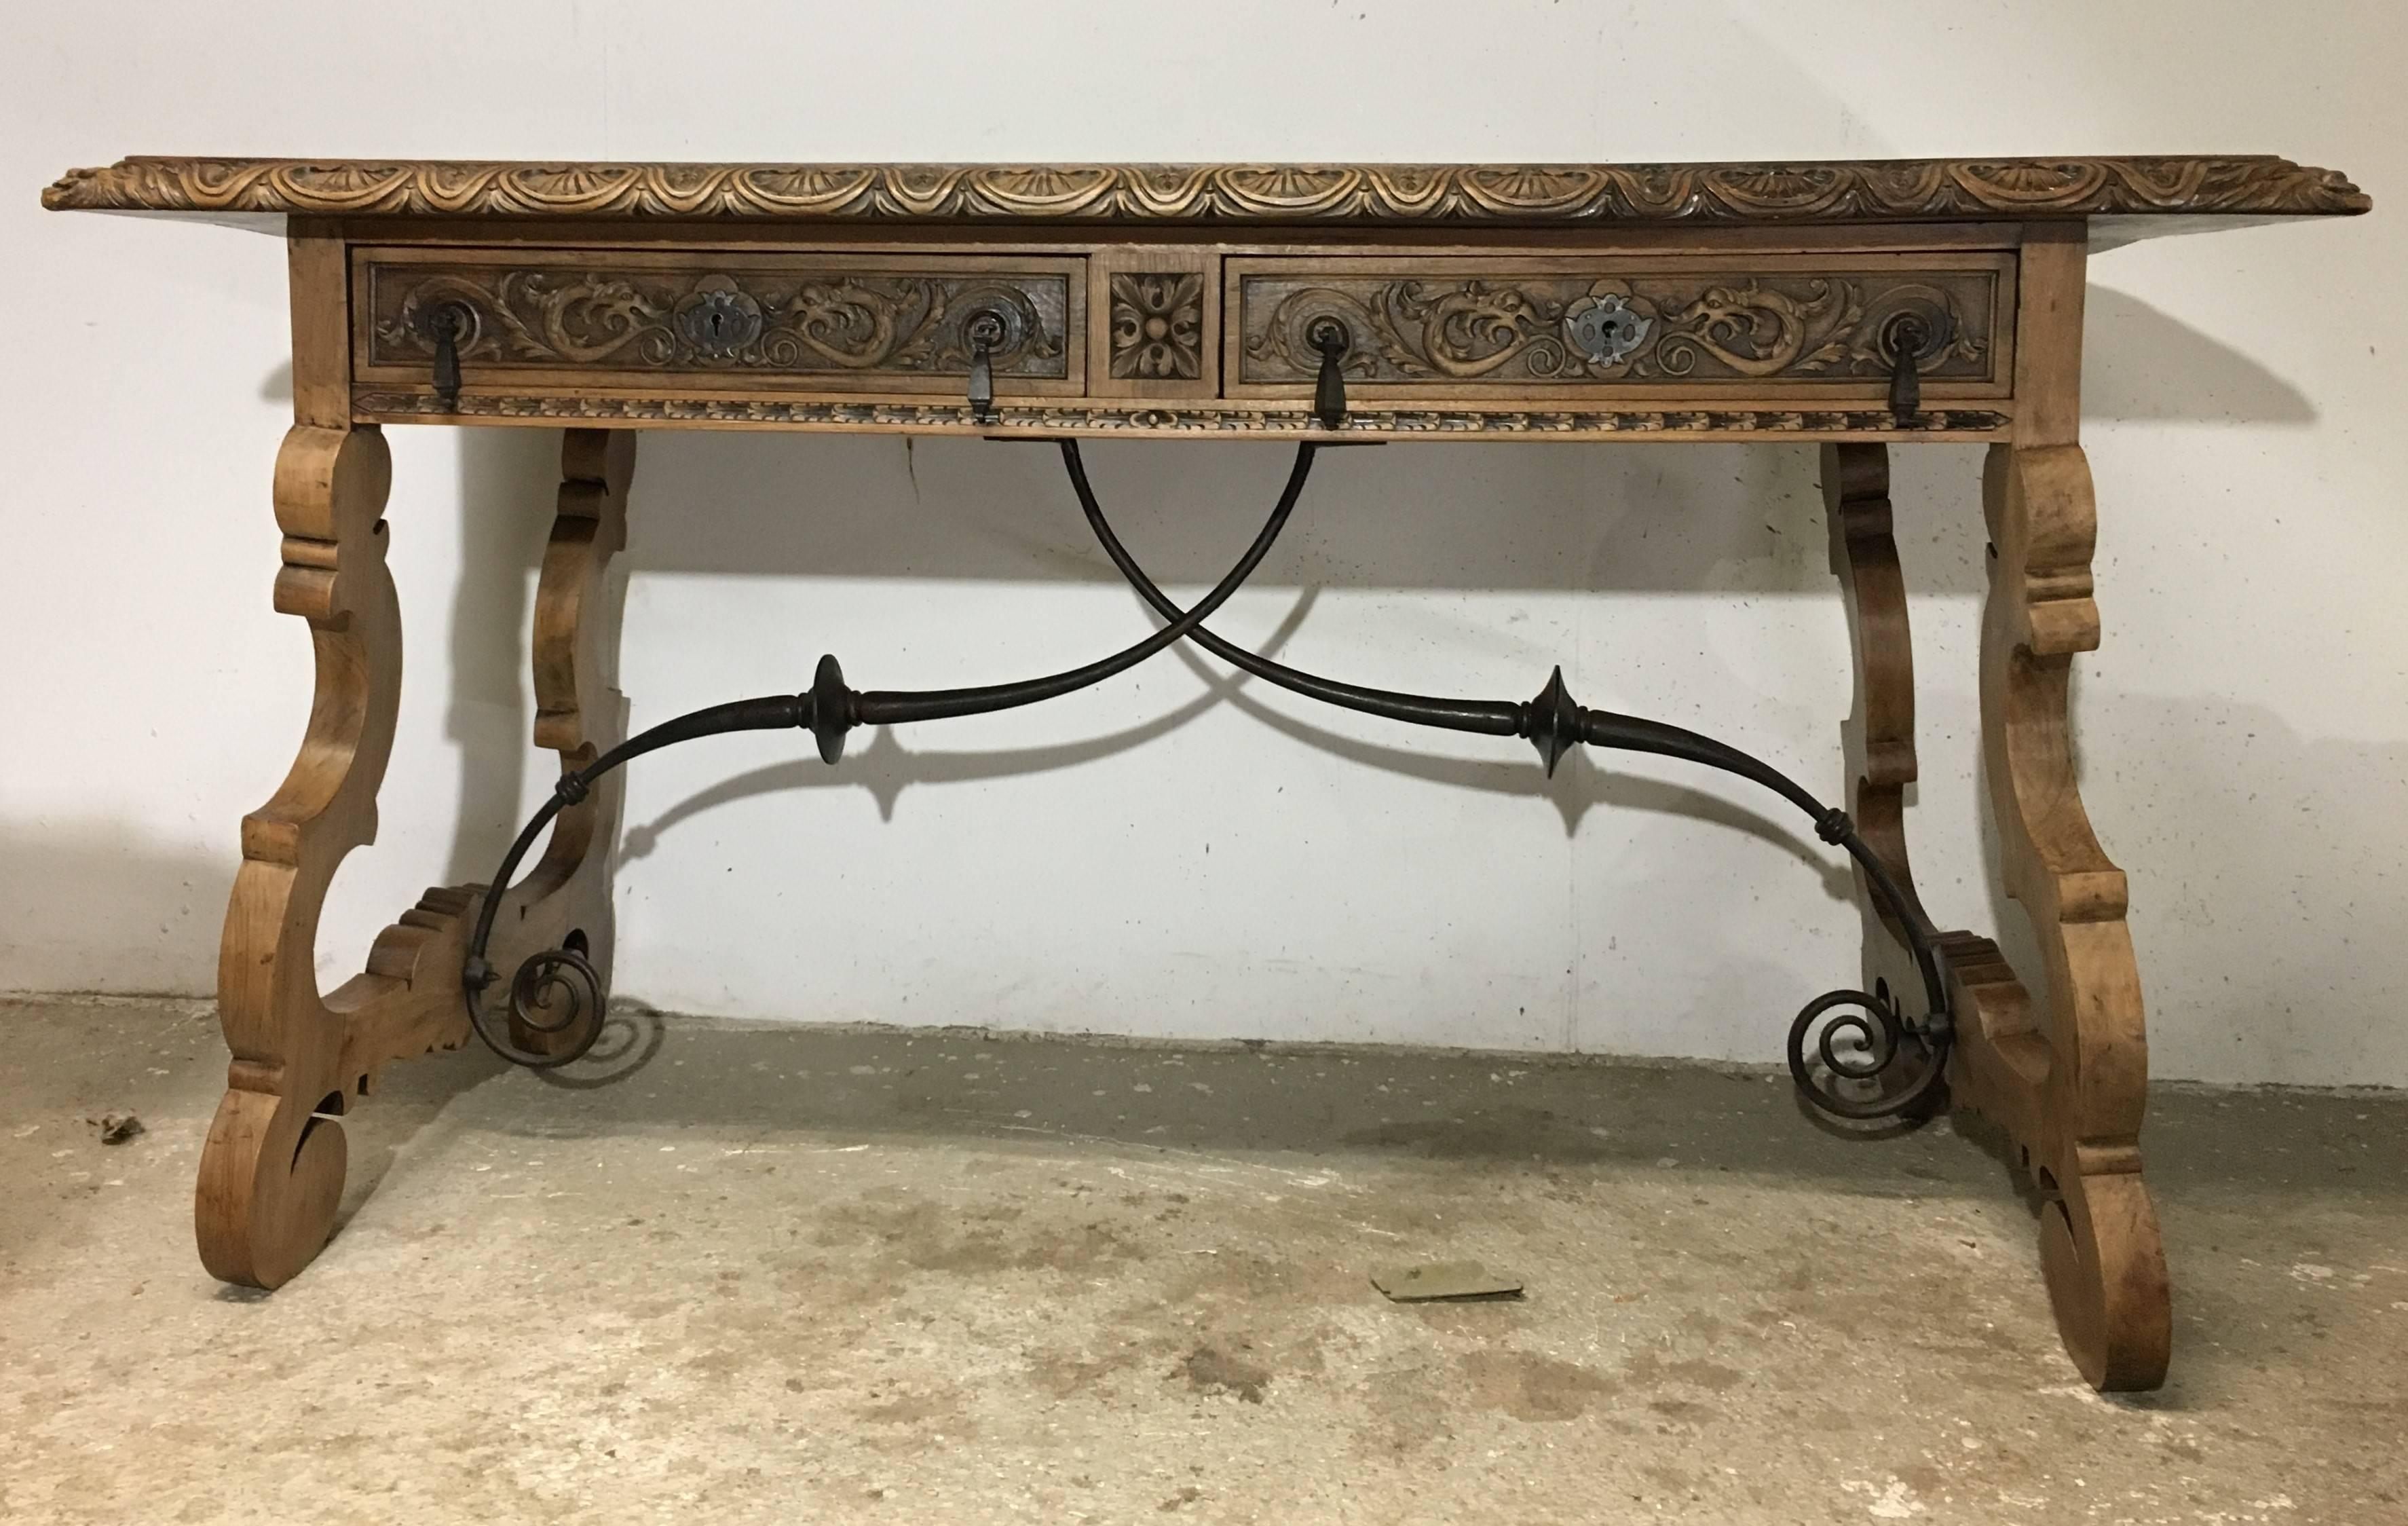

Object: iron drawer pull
[428,301,468,413]
[1883,312,1930,424]
[1309,318,1350,430]
[965,311,1005,424]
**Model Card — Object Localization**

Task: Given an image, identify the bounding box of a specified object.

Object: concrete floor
[3,996,2403,1525]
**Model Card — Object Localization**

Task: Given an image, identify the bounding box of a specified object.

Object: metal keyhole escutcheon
[1564,293,1651,369]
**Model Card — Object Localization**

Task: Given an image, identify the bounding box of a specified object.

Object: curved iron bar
[464,439,1950,1119]
[1059,441,1951,1121]
[460,445,1319,1067]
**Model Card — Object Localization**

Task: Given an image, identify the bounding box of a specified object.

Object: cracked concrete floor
[3,994,2404,1525]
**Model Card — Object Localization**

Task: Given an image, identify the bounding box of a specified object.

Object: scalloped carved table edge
[41,155,2368,249]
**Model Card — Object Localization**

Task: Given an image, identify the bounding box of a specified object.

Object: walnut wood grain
[1962,440,2170,1391]
[43,155,2369,231]
[1944,232,2170,1390]
[492,430,635,1058]
[1820,443,1936,1020]
[201,236,488,1288]
[202,418,478,1287]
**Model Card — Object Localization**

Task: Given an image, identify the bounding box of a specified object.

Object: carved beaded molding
[44,156,2369,225]
[349,390,2011,437]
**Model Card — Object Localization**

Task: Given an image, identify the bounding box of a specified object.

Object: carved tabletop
[41,154,2370,441]
[43,155,2369,238]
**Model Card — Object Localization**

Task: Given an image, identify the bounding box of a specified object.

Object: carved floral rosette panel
[1230,257,2006,393]
[1108,272,1205,381]
[357,250,1080,390]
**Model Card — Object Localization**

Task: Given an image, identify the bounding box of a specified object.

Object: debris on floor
[1370,1260,1524,1302]
[90,1111,144,1144]
[9,997,2406,1523]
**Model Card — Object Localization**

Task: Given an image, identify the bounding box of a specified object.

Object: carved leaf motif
[371,265,1068,377]
[1108,272,1204,380]
[47,157,2369,224]
[1242,271,1992,386]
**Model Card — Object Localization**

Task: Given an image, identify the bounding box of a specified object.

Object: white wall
[2,1,2401,1086]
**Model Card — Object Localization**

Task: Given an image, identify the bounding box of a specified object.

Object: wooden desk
[45,155,2368,1390]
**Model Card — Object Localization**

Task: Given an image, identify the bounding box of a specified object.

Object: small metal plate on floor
[1370,1261,1524,1302]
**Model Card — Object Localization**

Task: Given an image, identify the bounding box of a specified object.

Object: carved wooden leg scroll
[1821,431,2167,1389]
[1946,441,2170,1390]
[489,430,635,1058]
[201,423,480,1286]
[201,426,639,1286]
[1820,443,1949,1055]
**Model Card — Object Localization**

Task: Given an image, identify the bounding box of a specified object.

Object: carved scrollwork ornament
[1256,291,1381,382]
[45,156,2371,225]
[371,267,1066,377]
[931,282,1042,368]
[1245,272,1989,386]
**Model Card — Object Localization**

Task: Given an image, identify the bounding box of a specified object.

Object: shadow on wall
[0,821,228,996]
[0,298,2356,1045]
[1981,687,2408,1087]
[2082,286,2317,424]
[8,669,2397,1077]
[443,426,564,886]
[400,289,2368,1072]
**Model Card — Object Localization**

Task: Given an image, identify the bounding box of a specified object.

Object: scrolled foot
[196,1089,347,1290]
[2039,1171,2172,1391]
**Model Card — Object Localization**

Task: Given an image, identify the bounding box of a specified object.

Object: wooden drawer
[353,248,1087,396]
[1224,252,2013,400]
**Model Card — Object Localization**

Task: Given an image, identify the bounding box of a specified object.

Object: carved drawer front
[1225,253,2012,398]
[354,248,1087,394]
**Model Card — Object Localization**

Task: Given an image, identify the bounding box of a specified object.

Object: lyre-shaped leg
[1820,443,1944,1058]
[201,424,478,1286]
[1951,443,2171,1390]
[487,430,637,1056]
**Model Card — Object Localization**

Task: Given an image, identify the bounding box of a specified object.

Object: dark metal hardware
[1881,312,1931,424]
[462,441,1953,1125]
[428,301,469,412]
[965,310,1006,424]
[1563,292,1652,369]
[1309,318,1350,430]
